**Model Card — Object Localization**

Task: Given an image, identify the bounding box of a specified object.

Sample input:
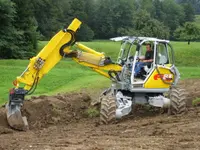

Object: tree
[174,22,200,44]
[176,0,200,14]
[92,0,115,38]
[135,0,154,13]
[181,3,195,22]
[93,0,136,39]
[161,0,185,36]
[76,24,94,41]
[11,0,38,58]
[117,10,169,39]
[59,0,94,41]
[31,0,65,40]
[0,0,18,58]
[151,0,166,21]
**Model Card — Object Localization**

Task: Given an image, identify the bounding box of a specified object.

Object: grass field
[0,40,200,104]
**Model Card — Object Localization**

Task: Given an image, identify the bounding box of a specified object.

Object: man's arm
[142,59,153,63]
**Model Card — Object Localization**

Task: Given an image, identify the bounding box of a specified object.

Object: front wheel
[100,93,116,124]
[168,87,187,115]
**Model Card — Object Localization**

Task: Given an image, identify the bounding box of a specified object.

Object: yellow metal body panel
[144,66,174,89]
[92,68,110,78]
[73,42,122,78]
[76,51,104,66]
[73,58,122,78]
[16,18,82,90]
[76,43,104,57]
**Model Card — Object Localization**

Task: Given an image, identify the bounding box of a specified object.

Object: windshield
[156,43,171,65]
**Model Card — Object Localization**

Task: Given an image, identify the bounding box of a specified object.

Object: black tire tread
[100,94,116,124]
[169,87,187,115]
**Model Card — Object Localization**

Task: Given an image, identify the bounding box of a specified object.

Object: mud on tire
[100,93,116,124]
[168,87,187,115]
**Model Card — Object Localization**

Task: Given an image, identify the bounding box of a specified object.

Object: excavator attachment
[6,18,82,130]
[6,88,28,130]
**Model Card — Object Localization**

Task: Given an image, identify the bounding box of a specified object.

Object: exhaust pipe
[6,88,29,131]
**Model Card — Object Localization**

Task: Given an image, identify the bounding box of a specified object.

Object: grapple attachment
[6,88,28,131]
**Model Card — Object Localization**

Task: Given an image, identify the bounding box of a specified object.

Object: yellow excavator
[6,18,187,131]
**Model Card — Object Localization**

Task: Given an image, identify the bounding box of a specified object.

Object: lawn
[0,40,200,104]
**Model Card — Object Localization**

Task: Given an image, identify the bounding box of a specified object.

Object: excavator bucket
[6,104,28,131]
[6,88,29,131]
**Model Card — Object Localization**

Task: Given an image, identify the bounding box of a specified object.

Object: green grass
[192,97,200,106]
[0,40,200,104]
[171,41,200,67]
[178,67,200,79]
[0,60,111,104]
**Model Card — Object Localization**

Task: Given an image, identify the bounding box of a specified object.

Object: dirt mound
[0,92,91,132]
[178,79,200,106]
[0,109,14,134]
[23,92,91,130]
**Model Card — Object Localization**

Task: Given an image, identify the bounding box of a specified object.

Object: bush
[76,24,94,41]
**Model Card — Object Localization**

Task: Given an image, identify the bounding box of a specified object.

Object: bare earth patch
[0,79,200,150]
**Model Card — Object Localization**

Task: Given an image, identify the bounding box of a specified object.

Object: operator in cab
[134,43,154,78]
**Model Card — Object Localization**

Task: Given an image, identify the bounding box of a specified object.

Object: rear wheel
[168,87,187,115]
[100,92,116,124]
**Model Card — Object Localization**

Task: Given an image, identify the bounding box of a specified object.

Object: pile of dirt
[178,79,200,106]
[23,92,91,130]
[0,92,91,132]
[0,109,13,134]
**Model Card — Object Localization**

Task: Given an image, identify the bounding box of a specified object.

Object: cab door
[144,42,175,88]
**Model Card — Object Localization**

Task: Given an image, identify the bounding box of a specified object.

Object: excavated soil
[0,79,200,150]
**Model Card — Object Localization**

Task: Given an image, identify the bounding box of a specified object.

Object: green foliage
[0,0,17,58]
[162,0,185,33]
[32,0,65,40]
[85,107,100,118]
[93,0,136,38]
[0,0,15,26]
[194,15,200,25]
[192,98,200,106]
[181,3,195,22]
[11,0,38,58]
[0,0,38,59]
[76,24,94,41]
[60,0,95,41]
[174,22,200,42]
[176,0,200,14]
[117,10,170,39]
[0,0,199,59]
[151,0,165,21]
[92,0,115,38]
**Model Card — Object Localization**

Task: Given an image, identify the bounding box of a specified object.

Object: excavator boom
[6,18,121,130]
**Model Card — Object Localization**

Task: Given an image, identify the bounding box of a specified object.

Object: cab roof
[110,36,170,43]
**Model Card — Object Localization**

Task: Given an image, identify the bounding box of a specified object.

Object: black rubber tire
[168,87,187,115]
[99,88,111,103]
[100,93,116,124]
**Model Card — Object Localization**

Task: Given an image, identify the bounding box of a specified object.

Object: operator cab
[110,36,176,86]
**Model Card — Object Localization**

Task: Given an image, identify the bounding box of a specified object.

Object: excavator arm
[6,18,121,130]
